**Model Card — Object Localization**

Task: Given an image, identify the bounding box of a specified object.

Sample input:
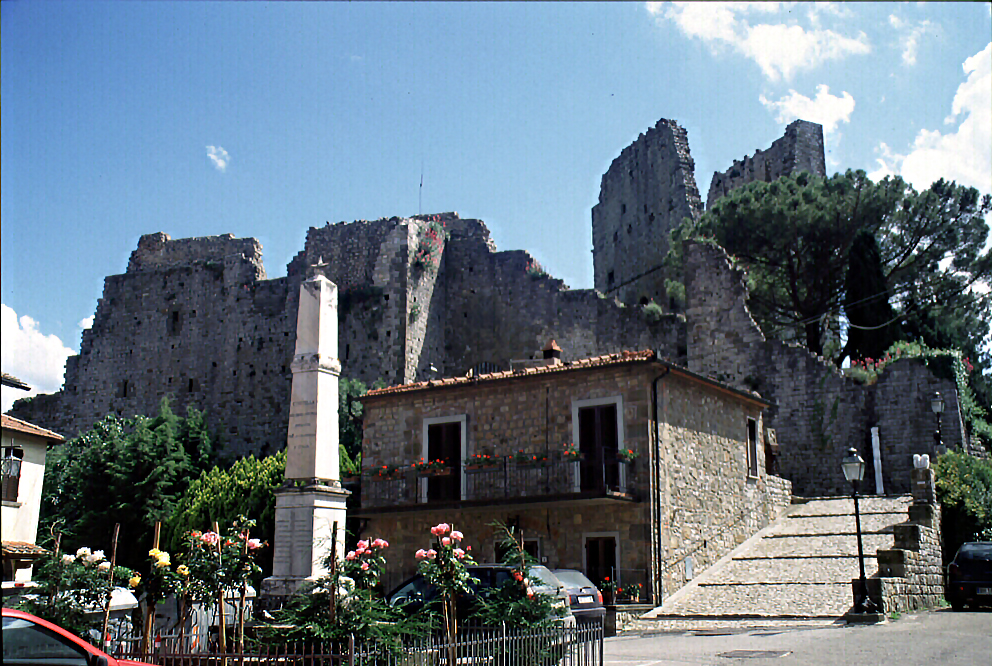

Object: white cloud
[1,304,73,412]
[888,15,933,66]
[647,2,870,81]
[78,315,94,330]
[759,84,855,135]
[206,145,230,172]
[869,42,992,194]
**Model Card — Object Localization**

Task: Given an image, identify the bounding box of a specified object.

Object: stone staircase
[642,495,912,620]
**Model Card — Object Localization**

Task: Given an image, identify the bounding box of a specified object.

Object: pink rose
[247,538,263,550]
[415,549,428,560]
[372,538,388,549]
[361,562,370,571]
[356,540,369,551]
[430,523,450,537]
[450,531,464,541]
[346,551,357,561]
[425,549,437,559]
[201,532,220,546]
[453,548,466,559]
[441,537,452,546]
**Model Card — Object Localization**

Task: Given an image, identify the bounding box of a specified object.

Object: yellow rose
[149,548,162,558]
[177,565,190,576]
[129,575,141,588]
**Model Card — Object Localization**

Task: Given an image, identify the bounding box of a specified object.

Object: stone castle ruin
[9,118,972,496]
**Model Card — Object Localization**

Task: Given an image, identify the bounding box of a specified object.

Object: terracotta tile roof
[2,541,49,558]
[366,350,657,398]
[1,414,64,443]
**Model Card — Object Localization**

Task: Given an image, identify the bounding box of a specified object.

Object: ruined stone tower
[706,119,826,209]
[591,119,703,306]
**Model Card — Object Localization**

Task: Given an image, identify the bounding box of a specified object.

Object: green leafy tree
[40,399,216,571]
[672,170,990,365]
[164,451,285,578]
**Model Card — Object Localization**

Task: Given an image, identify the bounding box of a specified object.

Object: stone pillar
[262,274,349,602]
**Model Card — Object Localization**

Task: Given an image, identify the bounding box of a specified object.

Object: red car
[2,607,151,666]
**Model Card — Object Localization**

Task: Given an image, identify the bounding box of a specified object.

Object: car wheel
[950,600,965,612]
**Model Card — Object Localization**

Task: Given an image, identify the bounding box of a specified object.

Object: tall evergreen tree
[843,229,900,361]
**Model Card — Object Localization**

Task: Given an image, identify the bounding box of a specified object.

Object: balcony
[354,456,636,515]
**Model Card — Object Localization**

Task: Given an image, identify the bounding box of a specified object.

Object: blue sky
[2,2,990,409]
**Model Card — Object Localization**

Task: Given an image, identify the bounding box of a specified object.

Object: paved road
[604,608,991,666]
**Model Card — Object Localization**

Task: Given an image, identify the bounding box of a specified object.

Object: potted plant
[366,463,402,481]
[560,442,583,462]
[617,447,639,463]
[600,576,618,605]
[513,450,549,467]
[465,452,500,471]
[412,458,451,476]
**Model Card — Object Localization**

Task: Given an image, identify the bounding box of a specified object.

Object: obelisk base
[260,481,349,607]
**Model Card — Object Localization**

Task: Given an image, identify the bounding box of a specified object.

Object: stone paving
[639,496,911,626]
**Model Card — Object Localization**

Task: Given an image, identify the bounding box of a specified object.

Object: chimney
[542,339,562,366]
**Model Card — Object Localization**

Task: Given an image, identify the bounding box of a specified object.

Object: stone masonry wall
[658,372,792,598]
[361,363,656,592]
[592,119,703,306]
[48,233,297,458]
[869,468,945,613]
[684,241,966,497]
[706,119,826,209]
[10,215,686,458]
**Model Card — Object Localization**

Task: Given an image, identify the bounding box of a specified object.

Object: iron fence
[110,621,603,666]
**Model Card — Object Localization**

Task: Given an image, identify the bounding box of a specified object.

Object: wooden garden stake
[100,523,120,651]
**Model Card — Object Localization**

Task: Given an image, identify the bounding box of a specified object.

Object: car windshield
[553,570,595,589]
[957,543,992,561]
[528,566,562,591]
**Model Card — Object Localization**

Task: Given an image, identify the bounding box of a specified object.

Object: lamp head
[931,392,944,415]
[841,447,865,484]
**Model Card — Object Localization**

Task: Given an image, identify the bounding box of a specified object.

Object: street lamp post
[931,392,945,453]
[841,447,874,614]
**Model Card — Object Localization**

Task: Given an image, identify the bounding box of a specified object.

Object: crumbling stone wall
[684,240,966,497]
[55,232,298,458]
[706,119,826,209]
[591,119,703,306]
[10,214,686,457]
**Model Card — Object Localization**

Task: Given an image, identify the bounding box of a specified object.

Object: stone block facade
[867,468,945,613]
[706,119,826,209]
[358,350,792,601]
[591,119,703,306]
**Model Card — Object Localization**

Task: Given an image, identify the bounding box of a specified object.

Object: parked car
[2,607,151,666]
[388,564,573,622]
[552,569,606,624]
[946,541,992,611]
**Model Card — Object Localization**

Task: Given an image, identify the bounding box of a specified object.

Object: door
[578,404,619,491]
[427,421,461,501]
[584,535,617,589]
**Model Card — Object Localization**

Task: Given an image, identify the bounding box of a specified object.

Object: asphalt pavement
[603,608,991,666]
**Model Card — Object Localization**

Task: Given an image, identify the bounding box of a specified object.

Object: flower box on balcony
[465,463,500,473]
[416,467,453,478]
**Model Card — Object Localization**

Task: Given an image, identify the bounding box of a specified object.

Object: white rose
[62,554,76,564]
[98,561,111,571]
[76,547,92,559]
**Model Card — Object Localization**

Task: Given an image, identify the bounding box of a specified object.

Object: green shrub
[935,451,992,561]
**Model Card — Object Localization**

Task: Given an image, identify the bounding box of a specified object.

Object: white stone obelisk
[262,271,349,602]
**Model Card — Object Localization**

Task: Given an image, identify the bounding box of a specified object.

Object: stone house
[1,414,64,586]
[357,345,792,602]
